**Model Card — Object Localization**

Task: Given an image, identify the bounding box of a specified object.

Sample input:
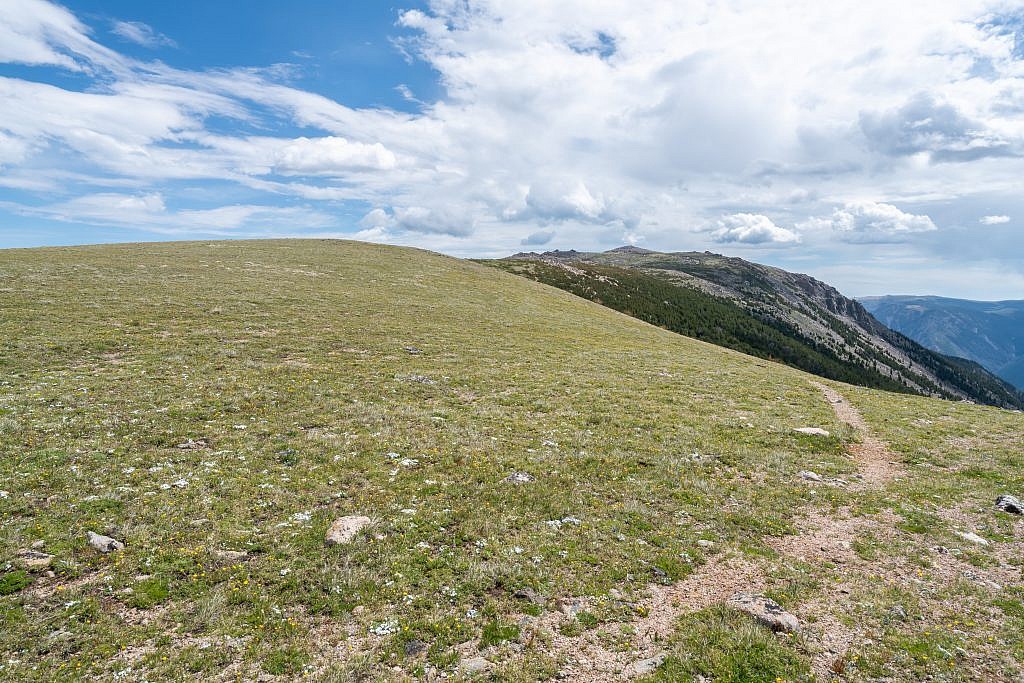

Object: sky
[1,1,1024,299]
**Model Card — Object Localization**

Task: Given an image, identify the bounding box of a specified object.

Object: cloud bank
[1,1,1024,295]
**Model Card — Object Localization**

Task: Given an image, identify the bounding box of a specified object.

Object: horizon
[1,1,1024,299]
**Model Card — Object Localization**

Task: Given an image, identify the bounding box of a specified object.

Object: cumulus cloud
[273,137,397,174]
[711,214,800,245]
[393,206,475,237]
[521,230,555,246]
[859,93,1018,163]
[2,0,1024,265]
[111,21,176,49]
[802,202,937,242]
[980,214,1011,224]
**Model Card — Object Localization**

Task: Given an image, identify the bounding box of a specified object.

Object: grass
[0,239,1021,681]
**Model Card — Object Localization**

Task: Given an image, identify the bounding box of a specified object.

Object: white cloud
[711,213,800,245]
[111,21,176,49]
[1,0,1024,278]
[521,229,555,246]
[393,206,475,237]
[17,191,333,234]
[274,137,397,174]
[980,214,1011,225]
[802,202,937,242]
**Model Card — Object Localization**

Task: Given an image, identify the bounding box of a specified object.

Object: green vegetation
[487,259,913,392]
[651,606,811,682]
[492,250,1024,410]
[0,240,1021,681]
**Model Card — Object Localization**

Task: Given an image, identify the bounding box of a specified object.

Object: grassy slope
[0,240,1021,682]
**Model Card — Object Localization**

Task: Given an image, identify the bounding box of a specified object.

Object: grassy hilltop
[0,240,1022,681]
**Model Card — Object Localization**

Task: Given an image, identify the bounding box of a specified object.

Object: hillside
[862,295,1024,390]
[1,240,1023,682]
[492,248,1024,410]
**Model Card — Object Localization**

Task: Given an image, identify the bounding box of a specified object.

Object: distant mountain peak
[493,248,1024,409]
[606,245,656,254]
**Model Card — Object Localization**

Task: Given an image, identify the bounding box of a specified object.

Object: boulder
[727,593,800,632]
[87,531,124,553]
[956,531,989,546]
[459,656,492,675]
[325,515,372,546]
[995,494,1023,515]
[630,653,667,675]
[502,471,535,485]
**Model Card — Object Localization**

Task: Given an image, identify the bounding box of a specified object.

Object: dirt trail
[541,382,903,681]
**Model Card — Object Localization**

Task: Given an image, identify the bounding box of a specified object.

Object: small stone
[888,605,908,621]
[352,605,366,616]
[459,656,491,675]
[87,531,124,553]
[696,539,715,549]
[559,597,587,617]
[727,593,800,632]
[31,540,45,549]
[794,427,830,437]
[0,490,8,499]
[995,494,1023,515]
[513,587,545,605]
[325,515,372,546]
[214,549,248,562]
[956,531,989,546]
[799,470,823,482]
[631,653,667,675]
[404,639,427,656]
[371,620,398,636]
[403,346,422,354]
[503,471,535,485]
[17,550,54,568]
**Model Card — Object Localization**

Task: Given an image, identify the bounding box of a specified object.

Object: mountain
[2,240,1023,682]
[489,248,1024,409]
[861,295,1024,390]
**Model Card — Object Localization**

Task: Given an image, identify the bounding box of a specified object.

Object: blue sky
[2,0,1024,299]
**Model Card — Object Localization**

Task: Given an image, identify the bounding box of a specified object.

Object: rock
[370,620,398,636]
[352,605,366,616]
[799,470,823,482]
[459,656,491,675]
[727,593,800,633]
[888,605,908,621]
[31,540,45,549]
[214,549,249,562]
[503,471,535,485]
[513,587,545,605]
[630,653,667,675]
[325,515,372,546]
[559,597,588,617]
[0,490,8,499]
[17,550,54,568]
[995,494,1023,515]
[956,531,989,546]
[87,531,124,553]
[404,639,427,656]
[403,346,422,354]
[794,427,830,437]
[696,539,715,549]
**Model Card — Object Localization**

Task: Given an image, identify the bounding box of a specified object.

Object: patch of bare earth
[537,554,768,681]
[541,382,906,680]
